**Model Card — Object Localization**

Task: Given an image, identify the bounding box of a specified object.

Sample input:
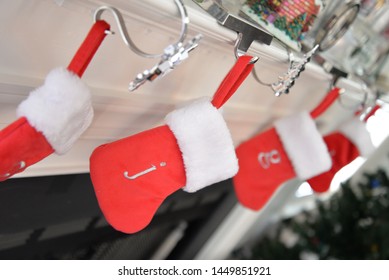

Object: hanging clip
[129,34,203,91]
[271,45,319,96]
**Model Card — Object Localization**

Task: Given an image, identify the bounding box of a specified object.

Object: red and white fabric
[89,56,254,234]
[233,111,332,211]
[0,20,109,181]
[308,117,374,192]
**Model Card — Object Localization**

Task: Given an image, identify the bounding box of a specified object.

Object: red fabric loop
[211,56,254,109]
[364,104,381,122]
[67,20,110,77]
[310,87,340,119]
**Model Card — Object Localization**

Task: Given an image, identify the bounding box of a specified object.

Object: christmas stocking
[233,111,332,211]
[89,56,254,234]
[308,117,374,193]
[0,20,109,181]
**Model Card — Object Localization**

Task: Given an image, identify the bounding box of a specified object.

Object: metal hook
[252,38,292,86]
[234,33,259,64]
[338,79,369,112]
[318,62,370,113]
[253,44,318,96]
[94,0,189,59]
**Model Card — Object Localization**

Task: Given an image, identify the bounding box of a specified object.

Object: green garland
[234,168,389,260]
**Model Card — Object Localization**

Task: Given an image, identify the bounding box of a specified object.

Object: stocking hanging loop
[94,0,189,59]
[363,104,381,122]
[211,55,254,109]
[310,87,341,119]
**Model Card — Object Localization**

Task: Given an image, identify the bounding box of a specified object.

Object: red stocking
[308,117,374,192]
[233,111,331,210]
[89,56,254,234]
[0,21,110,181]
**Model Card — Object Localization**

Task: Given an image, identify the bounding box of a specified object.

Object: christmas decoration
[270,45,318,96]
[233,111,331,211]
[242,0,322,50]
[232,87,340,210]
[129,34,203,91]
[308,117,375,193]
[238,167,389,260]
[89,56,254,234]
[0,20,110,181]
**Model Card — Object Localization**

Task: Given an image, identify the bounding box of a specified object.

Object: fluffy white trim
[17,68,93,154]
[165,97,238,192]
[274,111,331,180]
[339,118,374,157]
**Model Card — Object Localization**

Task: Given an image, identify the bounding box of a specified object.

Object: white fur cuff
[339,118,374,157]
[17,68,93,155]
[165,97,238,192]
[274,111,331,180]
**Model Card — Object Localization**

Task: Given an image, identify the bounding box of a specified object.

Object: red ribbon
[310,87,341,119]
[211,56,254,109]
[67,20,110,77]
